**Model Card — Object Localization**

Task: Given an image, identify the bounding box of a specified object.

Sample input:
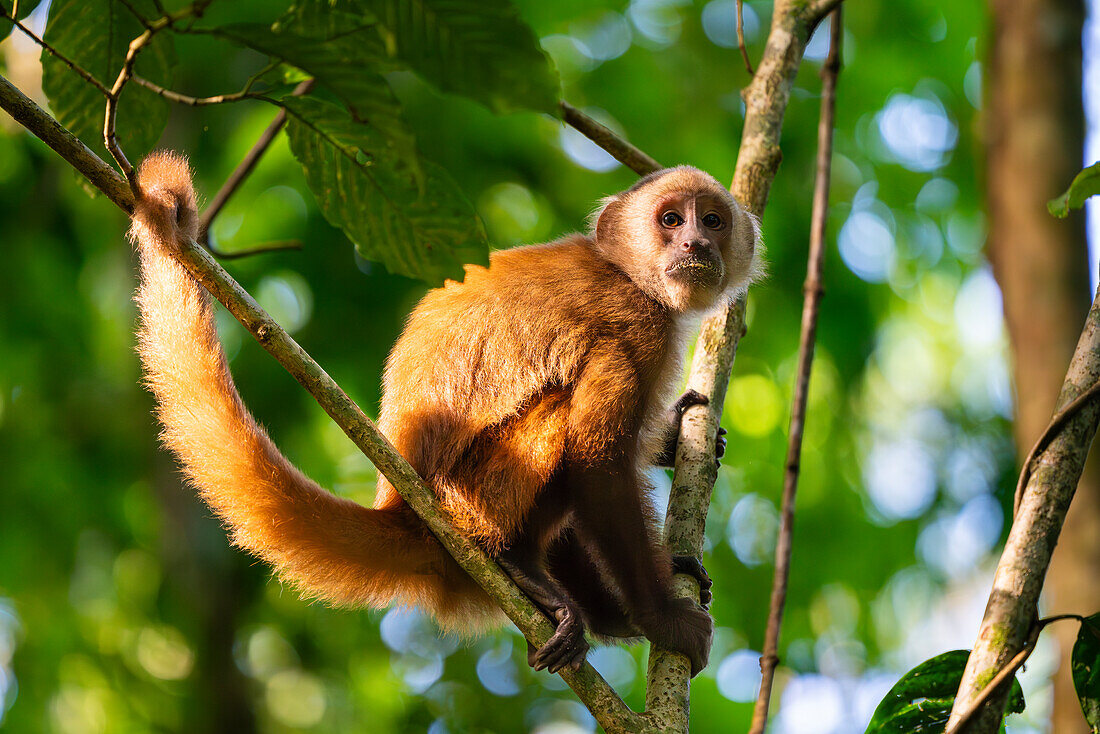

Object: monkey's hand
[639,597,713,677]
[655,390,728,469]
[528,603,590,674]
[672,555,713,609]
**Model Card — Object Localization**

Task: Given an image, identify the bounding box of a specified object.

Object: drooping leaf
[209,22,416,166]
[347,0,560,114]
[1048,162,1100,218]
[1072,613,1100,732]
[865,650,1025,733]
[41,0,174,162]
[283,95,488,284]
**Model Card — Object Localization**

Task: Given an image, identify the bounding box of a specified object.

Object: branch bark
[750,10,840,733]
[644,1,839,728]
[0,71,643,734]
[947,286,1100,731]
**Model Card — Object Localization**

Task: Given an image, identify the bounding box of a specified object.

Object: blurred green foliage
[0,0,1036,732]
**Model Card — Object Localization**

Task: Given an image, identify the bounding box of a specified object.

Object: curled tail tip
[132,150,200,244]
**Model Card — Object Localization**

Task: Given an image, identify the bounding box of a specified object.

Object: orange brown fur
[131,154,762,671]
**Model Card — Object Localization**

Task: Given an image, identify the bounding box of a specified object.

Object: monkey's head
[593,166,764,313]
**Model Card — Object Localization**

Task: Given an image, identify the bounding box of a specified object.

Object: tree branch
[0,72,643,734]
[559,101,661,176]
[644,1,844,727]
[947,286,1100,731]
[200,78,316,247]
[946,614,1083,734]
[0,74,134,212]
[749,9,840,733]
[0,9,112,97]
[736,0,755,75]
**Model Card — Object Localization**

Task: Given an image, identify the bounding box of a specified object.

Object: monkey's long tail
[130,152,496,631]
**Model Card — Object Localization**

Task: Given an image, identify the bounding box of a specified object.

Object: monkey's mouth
[666,255,723,286]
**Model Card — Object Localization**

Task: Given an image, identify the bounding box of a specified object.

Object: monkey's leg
[546,530,640,639]
[497,544,589,674]
[654,390,727,468]
[569,462,713,676]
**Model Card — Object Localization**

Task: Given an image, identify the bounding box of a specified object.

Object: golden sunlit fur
[131,153,763,667]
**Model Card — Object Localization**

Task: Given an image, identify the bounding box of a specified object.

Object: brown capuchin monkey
[131,152,763,678]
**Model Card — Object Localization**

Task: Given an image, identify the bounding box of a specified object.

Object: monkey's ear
[593,195,624,245]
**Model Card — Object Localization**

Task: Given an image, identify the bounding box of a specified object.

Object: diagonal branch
[0,9,111,96]
[0,71,643,734]
[560,101,661,176]
[947,283,1100,731]
[200,78,316,247]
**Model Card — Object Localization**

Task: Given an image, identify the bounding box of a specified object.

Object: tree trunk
[985,1,1096,731]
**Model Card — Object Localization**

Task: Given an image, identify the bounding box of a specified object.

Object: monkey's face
[594,167,763,313]
[654,191,731,291]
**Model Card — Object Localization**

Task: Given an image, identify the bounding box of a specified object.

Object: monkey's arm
[654,389,727,468]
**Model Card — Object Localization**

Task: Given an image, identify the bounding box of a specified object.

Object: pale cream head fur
[592,166,764,312]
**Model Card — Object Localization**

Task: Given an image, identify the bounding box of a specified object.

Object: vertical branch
[644,1,841,730]
[749,10,841,734]
[736,0,755,75]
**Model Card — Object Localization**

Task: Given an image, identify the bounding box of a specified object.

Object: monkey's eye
[661,211,684,227]
[702,213,723,229]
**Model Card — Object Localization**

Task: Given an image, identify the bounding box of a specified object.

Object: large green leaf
[1048,162,1100,218]
[210,22,415,164]
[41,0,174,161]
[1,0,43,20]
[283,95,488,284]
[347,0,560,114]
[1072,613,1100,732]
[865,650,1025,733]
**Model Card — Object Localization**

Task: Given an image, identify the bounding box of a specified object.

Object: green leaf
[1,0,43,20]
[283,95,488,285]
[210,21,415,165]
[865,650,1025,733]
[1072,613,1100,732]
[347,0,560,114]
[41,0,174,162]
[1048,162,1100,218]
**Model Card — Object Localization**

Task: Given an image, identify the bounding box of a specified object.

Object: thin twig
[199,78,316,246]
[10,0,18,19]
[0,10,112,97]
[736,0,755,75]
[1013,378,1100,514]
[116,0,154,30]
[206,240,304,260]
[559,101,661,176]
[132,59,280,107]
[103,1,215,190]
[748,9,840,734]
[131,76,263,106]
[945,614,1084,734]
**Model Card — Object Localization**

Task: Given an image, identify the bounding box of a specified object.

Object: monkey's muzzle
[666,253,724,287]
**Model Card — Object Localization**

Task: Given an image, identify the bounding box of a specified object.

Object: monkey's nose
[681,240,707,254]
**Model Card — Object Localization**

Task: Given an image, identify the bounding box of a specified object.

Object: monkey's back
[374,235,678,547]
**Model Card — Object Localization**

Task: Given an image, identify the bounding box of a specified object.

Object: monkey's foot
[672,555,713,609]
[641,597,714,677]
[528,606,589,674]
